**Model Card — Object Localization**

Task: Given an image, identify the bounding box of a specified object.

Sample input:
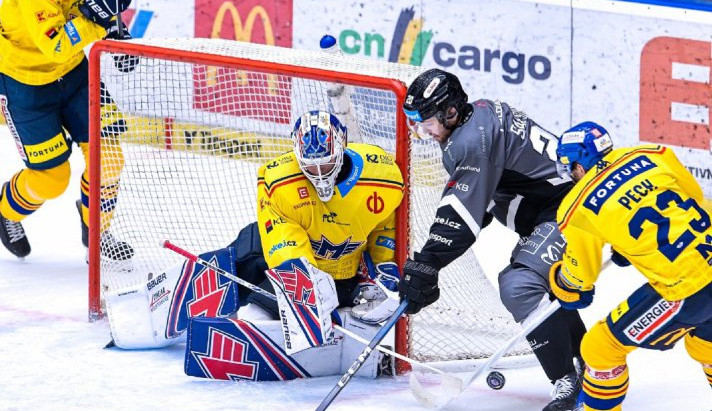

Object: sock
[526,307,576,382]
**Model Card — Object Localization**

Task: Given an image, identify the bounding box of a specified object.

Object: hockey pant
[0,58,125,229]
[579,281,712,410]
[498,221,587,382]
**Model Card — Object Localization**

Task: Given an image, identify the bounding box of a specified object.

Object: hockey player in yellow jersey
[549,121,712,410]
[256,110,404,283]
[105,111,406,380]
[0,0,134,260]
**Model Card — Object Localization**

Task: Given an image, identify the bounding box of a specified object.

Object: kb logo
[367,191,384,214]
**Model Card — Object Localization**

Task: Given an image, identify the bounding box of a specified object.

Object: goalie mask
[292,110,347,202]
[556,121,613,176]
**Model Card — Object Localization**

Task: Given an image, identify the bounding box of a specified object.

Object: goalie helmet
[291,110,347,202]
[402,68,468,135]
[556,121,613,175]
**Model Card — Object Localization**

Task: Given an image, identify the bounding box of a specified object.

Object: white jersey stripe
[439,194,482,239]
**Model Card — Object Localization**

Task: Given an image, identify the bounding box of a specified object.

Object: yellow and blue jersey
[256,143,404,280]
[0,0,107,85]
[557,144,712,301]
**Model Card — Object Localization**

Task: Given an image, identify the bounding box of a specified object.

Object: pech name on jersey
[583,155,657,214]
[624,299,682,344]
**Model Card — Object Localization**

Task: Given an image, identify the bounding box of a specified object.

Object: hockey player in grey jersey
[399,68,586,411]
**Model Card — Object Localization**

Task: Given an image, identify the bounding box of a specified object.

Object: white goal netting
[91,37,531,366]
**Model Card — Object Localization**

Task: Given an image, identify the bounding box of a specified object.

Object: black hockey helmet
[403,68,468,125]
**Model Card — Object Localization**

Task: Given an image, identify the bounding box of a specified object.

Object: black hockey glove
[399,257,439,315]
[106,22,139,73]
[610,248,631,267]
[79,0,132,29]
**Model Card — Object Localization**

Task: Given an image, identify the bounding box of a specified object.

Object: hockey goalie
[105,110,405,381]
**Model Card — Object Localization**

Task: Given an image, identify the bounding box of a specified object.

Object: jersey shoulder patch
[258,152,308,198]
[348,143,403,189]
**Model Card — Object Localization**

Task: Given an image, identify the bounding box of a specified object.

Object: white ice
[0,126,709,411]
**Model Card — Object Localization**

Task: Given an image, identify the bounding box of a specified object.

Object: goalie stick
[316,300,408,411]
[161,240,448,375]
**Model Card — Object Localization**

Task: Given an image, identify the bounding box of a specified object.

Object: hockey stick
[316,300,408,411]
[161,240,446,375]
[409,257,618,407]
[410,256,615,408]
[410,299,563,409]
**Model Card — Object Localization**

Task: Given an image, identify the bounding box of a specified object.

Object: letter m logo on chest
[310,235,364,260]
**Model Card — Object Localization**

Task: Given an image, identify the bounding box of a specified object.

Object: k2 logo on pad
[194,328,258,381]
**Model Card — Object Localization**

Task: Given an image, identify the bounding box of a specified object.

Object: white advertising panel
[116,0,712,197]
[293,0,573,132]
[570,2,712,196]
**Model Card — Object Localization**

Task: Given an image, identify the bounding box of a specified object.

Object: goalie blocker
[105,223,396,380]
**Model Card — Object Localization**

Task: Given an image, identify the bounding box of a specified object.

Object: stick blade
[409,371,464,409]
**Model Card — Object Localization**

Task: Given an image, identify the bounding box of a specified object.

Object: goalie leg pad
[107,247,239,349]
[185,317,311,381]
[184,309,383,381]
[106,265,184,349]
[165,246,240,338]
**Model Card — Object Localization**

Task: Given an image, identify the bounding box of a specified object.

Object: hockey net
[88,38,532,372]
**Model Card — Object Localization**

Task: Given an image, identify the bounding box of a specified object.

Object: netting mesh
[93,38,530,364]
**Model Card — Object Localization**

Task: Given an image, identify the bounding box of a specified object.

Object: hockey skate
[0,185,31,259]
[543,370,581,411]
[0,209,31,259]
[76,200,134,261]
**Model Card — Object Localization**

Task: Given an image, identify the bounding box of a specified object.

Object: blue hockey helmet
[291,110,347,202]
[557,121,613,175]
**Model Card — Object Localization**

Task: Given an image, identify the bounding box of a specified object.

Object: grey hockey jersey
[418,99,573,269]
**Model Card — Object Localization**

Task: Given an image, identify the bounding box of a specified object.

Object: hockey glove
[610,248,631,267]
[549,262,594,310]
[106,22,140,73]
[399,256,439,315]
[352,260,401,324]
[79,0,132,29]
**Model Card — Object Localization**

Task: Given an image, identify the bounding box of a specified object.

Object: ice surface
[0,126,709,410]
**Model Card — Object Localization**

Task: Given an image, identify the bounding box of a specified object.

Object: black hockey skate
[76,200,134,261]
[0,185,31,259]
[0,210,31,259]
[543,370,581,411]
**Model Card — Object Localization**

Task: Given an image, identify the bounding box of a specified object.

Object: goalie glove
[352,253,400,325]
[549,261,595,310]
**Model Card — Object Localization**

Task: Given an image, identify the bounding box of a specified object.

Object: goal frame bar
[87,39,413,371]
